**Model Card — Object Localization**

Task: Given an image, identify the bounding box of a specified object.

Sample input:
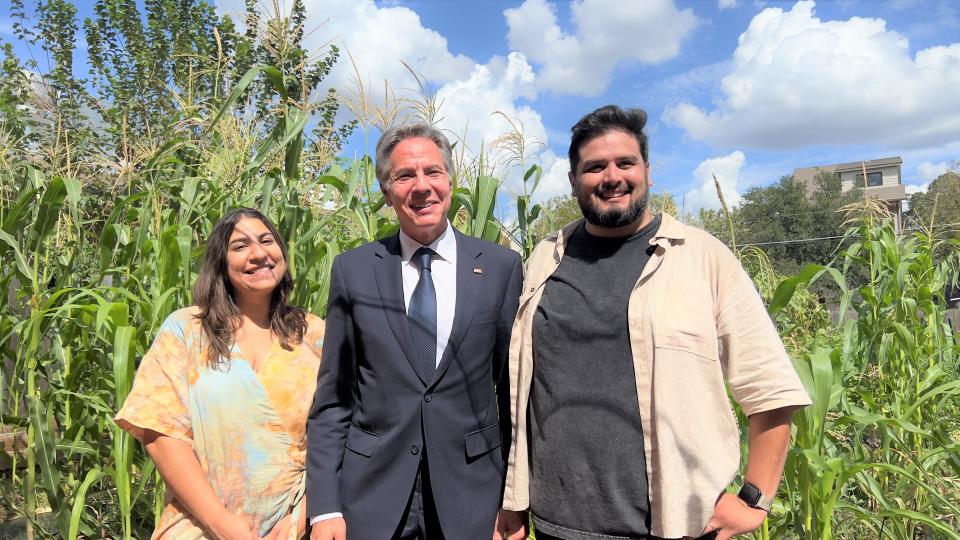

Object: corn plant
[0,45,523,536]
[770,218,960,539]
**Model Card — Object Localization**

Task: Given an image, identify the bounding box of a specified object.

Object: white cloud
[663,0,960,149]
[916,160,950,181]
[430,51,572,205]
[686,151,747,211]
[905,182,929,195]
[300,1,474,89]
[719,0,740,10]
[217,0,558,200]
[504,0,697,96]
[435,53,540,155]
[535,153,572,201]
[217,0,474,114]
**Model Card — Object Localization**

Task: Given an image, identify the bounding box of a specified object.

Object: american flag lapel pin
[473,267,483,274]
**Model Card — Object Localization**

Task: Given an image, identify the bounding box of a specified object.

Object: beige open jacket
[501,213,812,538]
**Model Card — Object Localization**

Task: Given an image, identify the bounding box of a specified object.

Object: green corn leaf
[262,66,287,100]
[482,219,502,243]
[904,380,960,419]
[517,196,528,230]
[770,264,827,314]
[0,229,31,279]
[874,508,960,539]
[316,175,348,195]
[68,468,101,540]
[1,181,38,233]
[260,170,279,216]
[63,177,81,206]
[30,175,69,249]
[177,225,193,292]
[520,164,544,196]
[131,458,156,507]
[836,408,928,435]
[840,461,960,514]
[28,395,62,509]
[453,190,474,219]
[205,65,273,134]
[809,347,834,433]
[113,326,136,406]
[529,204,542,224]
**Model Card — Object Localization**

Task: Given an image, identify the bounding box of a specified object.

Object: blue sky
[321,0,959,214]
[4,0,959,216]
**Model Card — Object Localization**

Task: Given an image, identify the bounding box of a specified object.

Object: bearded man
[495,105,811,540]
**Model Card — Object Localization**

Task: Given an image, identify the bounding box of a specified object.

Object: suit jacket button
[424,393,433,402]
[410,445,420,455]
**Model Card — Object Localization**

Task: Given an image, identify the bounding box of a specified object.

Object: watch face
[739,483,762,506]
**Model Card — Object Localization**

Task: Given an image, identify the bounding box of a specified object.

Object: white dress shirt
[399,222,457,368]
[311,223,458,526]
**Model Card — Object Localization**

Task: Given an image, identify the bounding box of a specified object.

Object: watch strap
[737,482,773,512]
[754,491,773,513]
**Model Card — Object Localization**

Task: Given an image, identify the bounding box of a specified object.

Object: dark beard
[575,184,649,229]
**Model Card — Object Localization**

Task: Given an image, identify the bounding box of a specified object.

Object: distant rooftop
[793,156,903,183]
[793,156,904,200]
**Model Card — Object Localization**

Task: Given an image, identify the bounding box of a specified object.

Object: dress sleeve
[115,310,196,445]
[303,313,325,362]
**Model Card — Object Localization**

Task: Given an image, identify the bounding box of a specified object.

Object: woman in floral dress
[116,208,322,540]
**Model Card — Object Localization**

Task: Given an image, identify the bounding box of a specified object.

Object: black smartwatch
[737,482,773,512]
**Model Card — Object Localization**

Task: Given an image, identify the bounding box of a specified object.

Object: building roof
[831,156,902,171]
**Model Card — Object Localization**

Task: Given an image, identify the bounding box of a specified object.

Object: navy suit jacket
[306,229,523,539]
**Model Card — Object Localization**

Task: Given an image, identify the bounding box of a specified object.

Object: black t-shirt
[530,215,662,540]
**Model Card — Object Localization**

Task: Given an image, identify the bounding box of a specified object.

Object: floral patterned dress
[115,307,323,539]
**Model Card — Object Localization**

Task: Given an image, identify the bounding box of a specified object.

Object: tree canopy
[906,166,960,239]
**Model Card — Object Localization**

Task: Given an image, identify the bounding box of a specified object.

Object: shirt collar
[652,212,686,241]
[552,212,685,261]
[399,221,456,264]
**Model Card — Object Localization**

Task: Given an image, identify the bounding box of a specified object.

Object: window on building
[855,171,883,187]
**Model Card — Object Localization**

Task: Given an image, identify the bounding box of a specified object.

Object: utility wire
[739,235,846,247]
[731,222,960,248]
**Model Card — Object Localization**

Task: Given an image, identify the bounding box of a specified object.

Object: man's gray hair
[375,124,455,190]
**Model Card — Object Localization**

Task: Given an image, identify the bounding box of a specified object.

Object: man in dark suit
[307,124,523,540]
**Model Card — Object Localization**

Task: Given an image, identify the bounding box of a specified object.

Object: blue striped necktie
[408,247,437,382]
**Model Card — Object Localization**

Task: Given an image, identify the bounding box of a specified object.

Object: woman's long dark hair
[192,208,306,367]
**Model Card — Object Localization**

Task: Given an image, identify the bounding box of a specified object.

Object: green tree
[0,43,35,140]
[8,0,95,171]
[691,206,744,247]
[649,189,678,216]
[84,0,240,147]
[906,166,960,239]
[241,0,355,170]
[736,172,858,275]
[529,195,581,244]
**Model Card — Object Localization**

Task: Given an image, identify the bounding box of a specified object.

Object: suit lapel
[372,235,428,386]
[433,231,483,385]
